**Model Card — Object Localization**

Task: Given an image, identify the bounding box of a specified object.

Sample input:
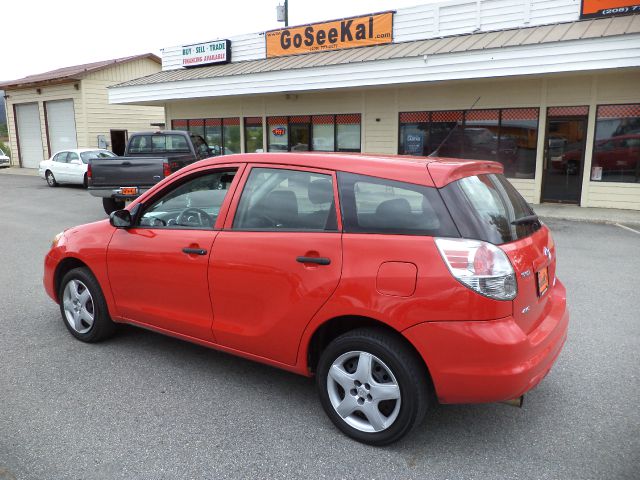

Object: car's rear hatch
[89,157,167,188]
[436,170,556,334]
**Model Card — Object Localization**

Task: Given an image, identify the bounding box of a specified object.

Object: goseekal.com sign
[182,39,231,67]
[580,0,640,18]
[266,12,393,58]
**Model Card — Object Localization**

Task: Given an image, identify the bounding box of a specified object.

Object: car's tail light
[163,162,171,178]
[435,238,517,301]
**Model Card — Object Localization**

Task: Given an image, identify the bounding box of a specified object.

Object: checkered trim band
[205,118,222,127]
[223,117,240,126]
[466,109,499,121]
[312,115,334,125]
[399,112,429,123]
[432,111,463,122]
[244,117,263,126]
[172,119,188,128]
[289,115,311,123]
[189,119,205,127]
[336,114,361,125]
[268,116,288,125]
[548,106,589,117]
[501,108,539,121]
[597,104,640,119]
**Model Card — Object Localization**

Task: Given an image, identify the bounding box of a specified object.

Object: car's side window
[337,172,458,236]
[67,152,79,162]
[138,169,237,229]
[233,167,337,231]
[54,152,68,163]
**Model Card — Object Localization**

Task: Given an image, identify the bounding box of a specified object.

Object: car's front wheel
[316,328,430,445]
[58,267,116,342]
[45,170,57,187]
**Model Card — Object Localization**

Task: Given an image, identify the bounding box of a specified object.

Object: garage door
[46,99,78,154]
[15,103,44,169]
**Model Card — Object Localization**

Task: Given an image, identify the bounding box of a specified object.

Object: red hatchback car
[44,153,568,445]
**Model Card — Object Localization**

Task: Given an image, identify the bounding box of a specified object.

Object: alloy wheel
[326,351,401,433]
[62,279,95,334]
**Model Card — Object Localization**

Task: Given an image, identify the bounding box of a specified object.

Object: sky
[1,0,436,81]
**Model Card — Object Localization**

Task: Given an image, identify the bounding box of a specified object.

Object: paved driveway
[0,174,638,479]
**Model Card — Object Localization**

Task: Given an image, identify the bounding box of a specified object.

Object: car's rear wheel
[316,328,430,445]
[45,170,57,187]
[58,267,116,342]
[102,197,126,215]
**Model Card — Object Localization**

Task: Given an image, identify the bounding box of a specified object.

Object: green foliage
[0,123,7,137]
[0,139,11,158]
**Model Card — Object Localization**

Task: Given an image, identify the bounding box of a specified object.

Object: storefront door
[541,116,588,204]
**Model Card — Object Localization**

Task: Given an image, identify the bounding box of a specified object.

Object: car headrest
[261,190,298,223]
[308,179,333,205]
[375,198,412,219]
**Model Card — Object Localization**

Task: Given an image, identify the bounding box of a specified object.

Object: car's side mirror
[110,209,132,228]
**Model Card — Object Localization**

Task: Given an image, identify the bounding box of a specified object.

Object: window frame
[224,164,343,233]
[131,164,245,231]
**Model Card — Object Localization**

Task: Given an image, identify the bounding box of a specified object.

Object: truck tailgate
[89,157,166,187]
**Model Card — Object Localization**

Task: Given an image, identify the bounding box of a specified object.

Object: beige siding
[81,58,164,148]
[5,83,81,165]
[4,58,164,167]
[164,69,640,209]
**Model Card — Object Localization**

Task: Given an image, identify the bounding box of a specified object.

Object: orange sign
[581,0,639,17]
[266,12,393,58]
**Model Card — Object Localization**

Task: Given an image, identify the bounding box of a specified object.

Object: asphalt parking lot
[0,174,638,480]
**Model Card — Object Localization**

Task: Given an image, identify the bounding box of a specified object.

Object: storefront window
[267,114,361,152]
[500,108,538,179]
[336,114,362,152]
[268,116,289,152]
[223,118,240,155]
[398,108,539,179]
[289,116,311,151]
[172,119,188,132]
[205,119,222,155]
[244,117,264,153]
[312,115,335,151]
[591,104,640,183]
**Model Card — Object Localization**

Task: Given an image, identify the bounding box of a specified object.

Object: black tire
[58,267,116,343]
[83,173,88,188]
[102,197,126,215]
[45,170,57,187]
[316,328,430,445]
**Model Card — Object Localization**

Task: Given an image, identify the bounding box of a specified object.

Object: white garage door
[46,99,78,154]
[15,103,44,169]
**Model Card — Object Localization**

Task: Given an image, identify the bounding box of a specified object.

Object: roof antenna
[428,96,481,157]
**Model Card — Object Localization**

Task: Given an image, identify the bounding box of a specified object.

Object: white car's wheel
[45,170,58,187]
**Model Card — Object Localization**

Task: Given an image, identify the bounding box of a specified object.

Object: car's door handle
[296,256,331,265]
[182,248,207,255]
[122,161,132,166]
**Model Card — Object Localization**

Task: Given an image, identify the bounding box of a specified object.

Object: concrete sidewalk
[2,165,639,226]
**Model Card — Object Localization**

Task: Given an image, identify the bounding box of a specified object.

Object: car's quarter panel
[403,280,569,404]
[107,228,217,340]
[209,231,342,364]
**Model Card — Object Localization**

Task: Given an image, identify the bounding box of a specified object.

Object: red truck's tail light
[435,238,517,301]
[87,163,92,181]
[163,162,171,178]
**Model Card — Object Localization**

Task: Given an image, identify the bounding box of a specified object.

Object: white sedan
[39,149,116,187]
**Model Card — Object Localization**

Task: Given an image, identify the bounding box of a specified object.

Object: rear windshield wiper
[511,214,539,226]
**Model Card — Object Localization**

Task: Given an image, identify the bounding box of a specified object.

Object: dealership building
[108,0,640,210]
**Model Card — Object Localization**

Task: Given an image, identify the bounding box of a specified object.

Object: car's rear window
[80,150,116,163]
[440,173,541,245]
[128,135,191,154]
[337,172,459,237]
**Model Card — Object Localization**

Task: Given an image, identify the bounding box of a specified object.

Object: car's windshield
[80,150,116,163]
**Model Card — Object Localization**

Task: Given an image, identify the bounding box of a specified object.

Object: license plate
[120,187,138,196]
[537,266,549,297]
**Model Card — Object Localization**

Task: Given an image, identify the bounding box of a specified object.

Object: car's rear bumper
[403,280,569,404]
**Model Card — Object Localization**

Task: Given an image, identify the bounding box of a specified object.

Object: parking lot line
[614,223,640,235]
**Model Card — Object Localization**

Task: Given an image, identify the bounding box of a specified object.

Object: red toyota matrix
[44,153,568,445]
